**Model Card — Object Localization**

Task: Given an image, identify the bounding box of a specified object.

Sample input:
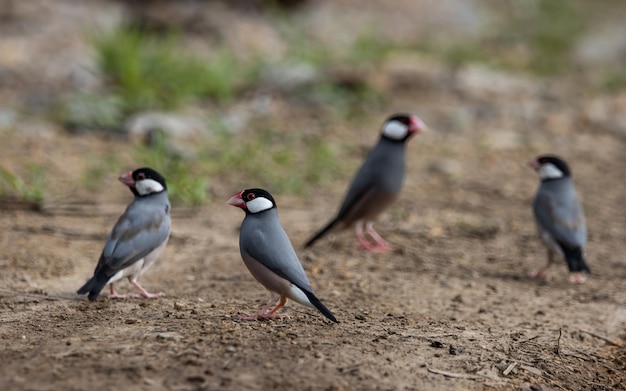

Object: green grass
[604,71,626,92]
[80,154,124,192]
[94,27,249,113]
[0,164,47,204]
[204,125,340,195]
[414,0,586,76]
[133,133,209,206]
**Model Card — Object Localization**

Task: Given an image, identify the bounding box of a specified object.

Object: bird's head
[530,155,571,181]
[227,188,277,214]
[119,167,167,197]
[380,113,426,142]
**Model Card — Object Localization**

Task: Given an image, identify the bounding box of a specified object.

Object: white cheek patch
[382,120,408,140]
[135,178,165,195]
[246,196,274,213]
[538,163,564,180]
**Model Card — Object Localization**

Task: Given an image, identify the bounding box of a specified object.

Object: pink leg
[365,222,392,252]
[241,296,289,321]
[108,283,129,299]
[130,280,164,299]
[569,272,587,284]
[355,221,377,251]
[528,249,553,280]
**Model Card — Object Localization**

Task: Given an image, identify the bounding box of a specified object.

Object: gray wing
[241,215,313,292]
[336,141,403,219]
[533,187,586,248]
[96,198,170,277]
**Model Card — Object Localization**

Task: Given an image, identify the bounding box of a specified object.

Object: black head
[227,188,277,214]
[119,167,167,197]
[532,155,571,181]
[380,113,426,142]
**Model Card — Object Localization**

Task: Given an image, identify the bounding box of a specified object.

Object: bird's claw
[569,273,587,284]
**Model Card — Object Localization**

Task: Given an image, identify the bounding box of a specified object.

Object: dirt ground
[1,80,626,391]
[1,1,626,390]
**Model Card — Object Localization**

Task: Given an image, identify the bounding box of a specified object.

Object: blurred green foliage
[417,0,586,76]
[133,133,209,206]
[94,28,247,112]
[204,125,340,196]
[0,164,47,204]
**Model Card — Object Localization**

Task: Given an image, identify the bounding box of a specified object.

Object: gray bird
[304,113,425,252]
[228,188,338,323]
[77,167,171,300]
[530,155,589,284]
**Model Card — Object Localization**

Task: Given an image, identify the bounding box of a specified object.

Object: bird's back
[533,178,586,249]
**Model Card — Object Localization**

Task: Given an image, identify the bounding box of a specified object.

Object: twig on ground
[502,362,517,376]
[554,327,563,358]
[580,330,622,347]
[426,366,481,380]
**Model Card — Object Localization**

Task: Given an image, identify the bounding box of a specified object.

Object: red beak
[119,171,135,187]
[409,116,426,135]
[227,190,246,209]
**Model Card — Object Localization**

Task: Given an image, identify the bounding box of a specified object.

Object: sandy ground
[1,80,625,391]
[0,2,625,387]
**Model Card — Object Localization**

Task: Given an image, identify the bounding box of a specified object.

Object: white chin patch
[382,120,408,140]
[246,196,274,213]
[135,178,165,195]
[538,163,564,180]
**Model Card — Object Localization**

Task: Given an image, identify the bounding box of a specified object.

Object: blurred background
[0,0,625,206]
[1,3,626,389]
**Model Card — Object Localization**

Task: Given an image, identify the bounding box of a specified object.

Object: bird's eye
[246,193,256,201]
[137,173,146,180]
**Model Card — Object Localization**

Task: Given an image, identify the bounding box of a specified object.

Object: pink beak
[409,116,426,135]
[119,171,135,187]
[227,190,246,209]
[528,158,540,171]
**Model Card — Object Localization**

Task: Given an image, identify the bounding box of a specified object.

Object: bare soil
[1,83,625,391]
[0,1,625,388]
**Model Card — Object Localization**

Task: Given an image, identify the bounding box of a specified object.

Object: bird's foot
[365,227,393,252]
[109,291,130,300]
[138,291,165,299]
[569,273,587,284]
[109,291,164,300]
[131,281,164,298]
[528,269,548,280]
[357,241,392,253]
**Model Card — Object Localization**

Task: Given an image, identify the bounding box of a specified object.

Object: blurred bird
[77,168,171,301]
[228,188,338,323]
[529,155,589,284]
[304,113,425,252]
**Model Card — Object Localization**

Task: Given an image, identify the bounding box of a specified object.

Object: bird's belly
[107,260,145,285]
[106,238,169,285]
[242,253,292,296]
[139,239,169,277]
[346,192,398,225]
[538,229,564,256]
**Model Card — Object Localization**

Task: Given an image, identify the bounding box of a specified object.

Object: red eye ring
[246,193,256,201]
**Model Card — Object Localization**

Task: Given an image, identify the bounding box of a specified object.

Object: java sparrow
[228,188,338,323]
[304,113,425,252]
[77,168,171,300]
[529,155,590,284]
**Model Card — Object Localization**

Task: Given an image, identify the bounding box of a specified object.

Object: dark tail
[303,218,338,249]
[301,289,338,323]
[77,274,109,301]
[560,245,591,274]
